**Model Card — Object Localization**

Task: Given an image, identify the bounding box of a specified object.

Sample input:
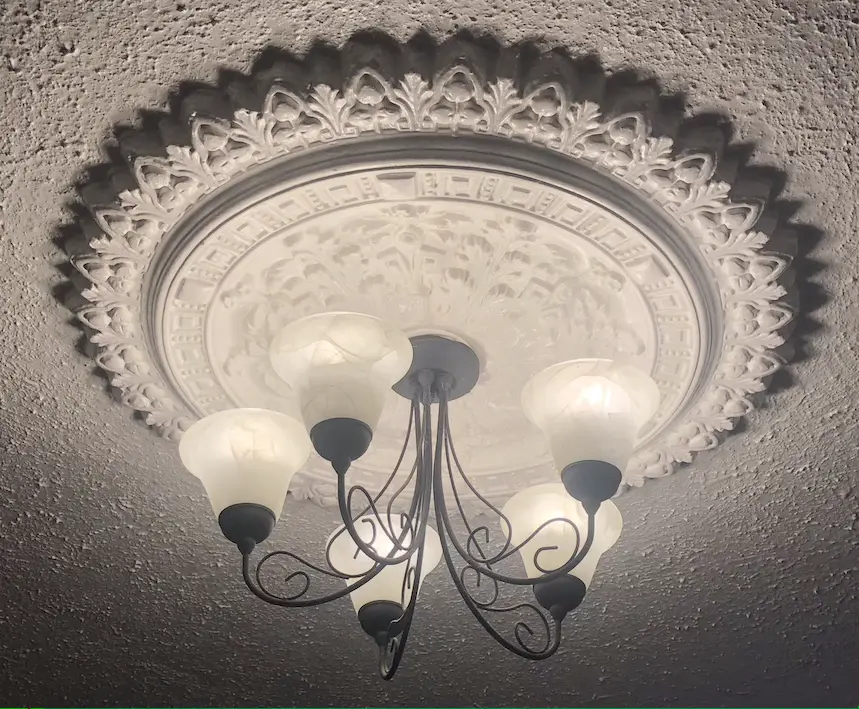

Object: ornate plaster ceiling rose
[69,47,794,506]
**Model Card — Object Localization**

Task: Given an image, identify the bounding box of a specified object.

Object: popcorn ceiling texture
[0,0,857,706]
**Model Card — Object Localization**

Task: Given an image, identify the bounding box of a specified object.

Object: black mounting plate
[392,335,480,402]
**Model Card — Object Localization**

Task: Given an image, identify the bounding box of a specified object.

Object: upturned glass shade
[327,516,442,614]
[179,408,311,518]
[502,483,622,588]
[269,312,413,431]
[521,359,660,473]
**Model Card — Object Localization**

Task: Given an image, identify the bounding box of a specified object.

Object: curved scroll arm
[428,383,606,659]
[332,395,428,566]
[334,474,423,565]
[236,396,425,609]
[443,413,520,565]
[375,389,437,679]
[378,551,420,679]
[427,391,563,659]
[433,477,563,659]
[240,546,390,608]
[437,390,599,581]
[433,389,598,586]
[445,415,584,569]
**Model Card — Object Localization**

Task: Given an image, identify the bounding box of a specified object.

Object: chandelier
[62,37,795,683]
[178,311,660,678]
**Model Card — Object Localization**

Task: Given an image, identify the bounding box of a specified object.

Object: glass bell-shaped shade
[521,359,660,473]
[502,483,622,588]
[179,408,311,519]
[327,516,442,614]
[269,312,413,431]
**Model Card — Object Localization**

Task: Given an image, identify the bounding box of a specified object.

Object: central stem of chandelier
[179,313,660,679]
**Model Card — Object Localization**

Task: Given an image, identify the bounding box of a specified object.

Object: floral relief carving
[69,59,794,499]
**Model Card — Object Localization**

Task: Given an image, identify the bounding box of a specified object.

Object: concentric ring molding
[69,48,795,506]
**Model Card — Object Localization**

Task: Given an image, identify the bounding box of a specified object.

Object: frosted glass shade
[179,408,311,518]
[269,312,413,431]
[327,516,442,613]
[521,359,660,473]
[502,483,622,588]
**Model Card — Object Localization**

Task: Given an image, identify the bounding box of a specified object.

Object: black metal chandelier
[179,313,659,679]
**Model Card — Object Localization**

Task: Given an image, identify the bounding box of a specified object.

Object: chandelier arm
[434,463,563,659]
[236,395,431,613]
[331,396,425,564]
[356,396,418,522]
[378,544,423,679]
[431,389,563,659]
[450,507,595,586]
[337,479,422,561]
[260,549,351,581]
[441,542,563,660]
[404,388,429,526]
[490,517,584,567]
[459,563,502,608]
[379,635,402,679]
[442,413,516,563]
[443,423,582,568]
[239,547,389,608]
[385,460,418,535]
[443,434,498,566]
[436,387,597,580]
[434,400,598,584]
[324,513,413,577]
[384,394,424,540]
[482,602,562,658]
[376,393,437,679]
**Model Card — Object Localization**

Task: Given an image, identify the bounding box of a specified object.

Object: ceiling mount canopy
[63,35,796,679]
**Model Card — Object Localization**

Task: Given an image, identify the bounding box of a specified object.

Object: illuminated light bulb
[269,312,413,432]
[502,483,623,616]
[521,359,660,501]
[502,483,622,586]
[327,516,442,643]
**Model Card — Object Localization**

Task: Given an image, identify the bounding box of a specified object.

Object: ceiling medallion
[69,43,795,513]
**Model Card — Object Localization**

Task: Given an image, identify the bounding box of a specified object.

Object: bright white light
[573,376,633,413]
[521,359,660,473]
[502,483,623,588]
[327,516,442,614]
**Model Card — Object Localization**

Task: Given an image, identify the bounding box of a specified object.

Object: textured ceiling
[1,0,858,707]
